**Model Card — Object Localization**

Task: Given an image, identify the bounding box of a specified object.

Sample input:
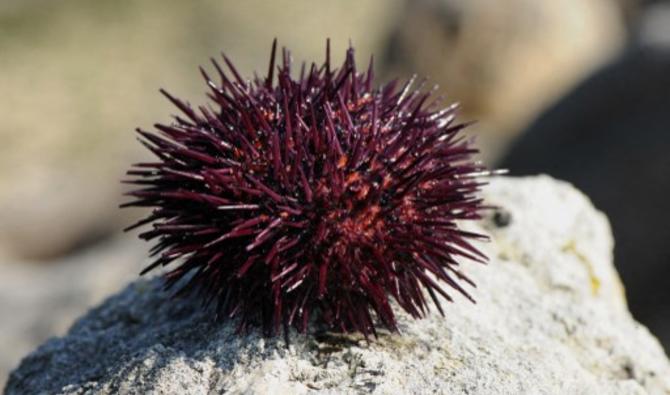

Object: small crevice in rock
[493,208,512,228]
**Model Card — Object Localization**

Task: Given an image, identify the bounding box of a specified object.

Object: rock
[0,236,147,390]
[499,33,670,351]
[5,176,670,394]
[618,1,670,29]
[383,0,624,162]
[638,2,670,48]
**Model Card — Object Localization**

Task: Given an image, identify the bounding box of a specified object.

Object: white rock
[5,176,669,394]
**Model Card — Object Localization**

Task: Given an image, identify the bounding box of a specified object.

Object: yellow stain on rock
[562,240,601,296]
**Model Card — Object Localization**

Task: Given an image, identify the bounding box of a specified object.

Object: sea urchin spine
[123,40,489,338]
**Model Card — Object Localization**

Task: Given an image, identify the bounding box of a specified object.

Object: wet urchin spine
[123,40,489,338]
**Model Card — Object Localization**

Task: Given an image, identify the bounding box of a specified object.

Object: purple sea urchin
[123,40,489,338]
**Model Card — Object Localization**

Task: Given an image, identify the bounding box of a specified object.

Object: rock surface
[499,32,670,350]
[5,176,670,394]
[0,236,148,390]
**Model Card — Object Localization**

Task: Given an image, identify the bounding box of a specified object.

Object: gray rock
[0,236,147,390]
[5,176,670,394]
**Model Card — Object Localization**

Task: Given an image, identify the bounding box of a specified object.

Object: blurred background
[1,0,668,386]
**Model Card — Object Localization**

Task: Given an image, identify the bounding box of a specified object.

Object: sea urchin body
[123,40,489,338]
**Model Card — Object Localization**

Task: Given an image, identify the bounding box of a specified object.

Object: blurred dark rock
[499,21,670,350]
[620,0,670,29]
[383,0,624,163]
[637,2,670,46]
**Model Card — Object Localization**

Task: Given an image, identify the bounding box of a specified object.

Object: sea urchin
[123,40,489,338]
